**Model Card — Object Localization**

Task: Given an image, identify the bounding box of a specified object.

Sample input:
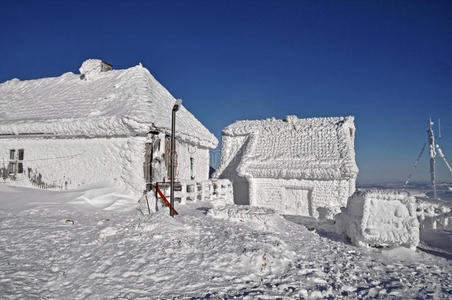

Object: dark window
[8,162,15,174]
[190,157,195,180]
[18,163,23,174]
[10,149,15,160]
[18,149,24,161]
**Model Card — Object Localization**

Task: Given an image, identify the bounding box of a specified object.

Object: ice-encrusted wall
[1,136,211,197]
[335,190,420,248]
[215,135,251,205]
[249,178,353,217]
[174,140,210,182]
[0,137,147,196]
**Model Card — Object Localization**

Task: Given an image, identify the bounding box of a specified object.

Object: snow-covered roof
[216,115,358,180]
[0,59,218,148]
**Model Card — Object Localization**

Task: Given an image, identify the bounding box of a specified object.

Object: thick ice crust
[216,115,358,181]
[0,59,218,148]
[336,190,420,248]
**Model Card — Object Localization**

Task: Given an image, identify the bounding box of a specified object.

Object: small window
[190,157,195,180]
[18,149,24,161]
[18,163,23,174]
[10,149,15,160]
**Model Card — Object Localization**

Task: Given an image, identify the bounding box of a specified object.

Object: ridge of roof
[0,60,218,148]
[216,115,358,180]
[222,115,354,136]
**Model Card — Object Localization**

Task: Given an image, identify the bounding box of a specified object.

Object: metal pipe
[170,100,182,216]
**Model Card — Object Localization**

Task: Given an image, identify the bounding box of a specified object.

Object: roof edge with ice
[0,59,218,149]
[215,115,359,181]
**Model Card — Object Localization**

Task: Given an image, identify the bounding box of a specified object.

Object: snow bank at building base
[335,190,419,249]
[137,179,234,215]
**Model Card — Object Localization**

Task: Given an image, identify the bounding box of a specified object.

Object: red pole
[155,183,179,215]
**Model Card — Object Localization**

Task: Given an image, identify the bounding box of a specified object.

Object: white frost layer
[335,190,420,248]
[0,59,217,148]
[216,115,358,181]
[208,205,280,230]
[250,178,353,218]
[1,137,146,197]
[214,115,358,215]
[415,196,452,231]
[0,184,137,211]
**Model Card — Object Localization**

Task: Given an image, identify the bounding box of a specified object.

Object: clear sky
[1,0,452,184]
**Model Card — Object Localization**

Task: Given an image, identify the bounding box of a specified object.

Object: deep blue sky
[1,0,452,183]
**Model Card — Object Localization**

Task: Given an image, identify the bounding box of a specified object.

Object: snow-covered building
[0,59,218,197]
[214,116,358,217]
[335,190,420,248]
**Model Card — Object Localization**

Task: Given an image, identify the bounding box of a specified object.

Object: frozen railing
[415,196,452,230]
[154,179,233,205]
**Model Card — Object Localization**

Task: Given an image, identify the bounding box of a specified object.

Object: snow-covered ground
[1,184,451,299]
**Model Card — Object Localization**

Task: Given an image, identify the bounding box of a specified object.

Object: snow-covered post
[170,100,182,217]
[428,117,437,199]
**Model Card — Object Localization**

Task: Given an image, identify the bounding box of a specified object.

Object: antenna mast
[438,118,442,139]
[428,117,437,198]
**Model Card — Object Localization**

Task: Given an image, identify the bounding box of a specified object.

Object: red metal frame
[154,182,179,215]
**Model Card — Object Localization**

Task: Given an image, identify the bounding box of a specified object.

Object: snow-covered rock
[335,190,419,248]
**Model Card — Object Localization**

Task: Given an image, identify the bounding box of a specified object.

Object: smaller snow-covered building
[214,116,358,217]
[0,59,218,197]
[335,190,420,248]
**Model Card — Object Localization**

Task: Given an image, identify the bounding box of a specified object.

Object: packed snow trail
[0,185,451,299]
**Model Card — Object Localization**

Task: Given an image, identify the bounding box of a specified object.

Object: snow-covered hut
[0,59,218,197]
[214,115,358,217]
[335,190,420,248]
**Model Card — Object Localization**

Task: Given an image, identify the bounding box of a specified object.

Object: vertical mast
[428,117,437,198]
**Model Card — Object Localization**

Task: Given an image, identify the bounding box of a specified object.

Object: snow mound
[381,247,418,262]
[76,186,137,211]
[0,184,136,212]
[207,205,283,230]
[335,189,419,248]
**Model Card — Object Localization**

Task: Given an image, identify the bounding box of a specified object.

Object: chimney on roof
[79,59,112,78]
[100,60,112,72]
[284,115,298,123]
